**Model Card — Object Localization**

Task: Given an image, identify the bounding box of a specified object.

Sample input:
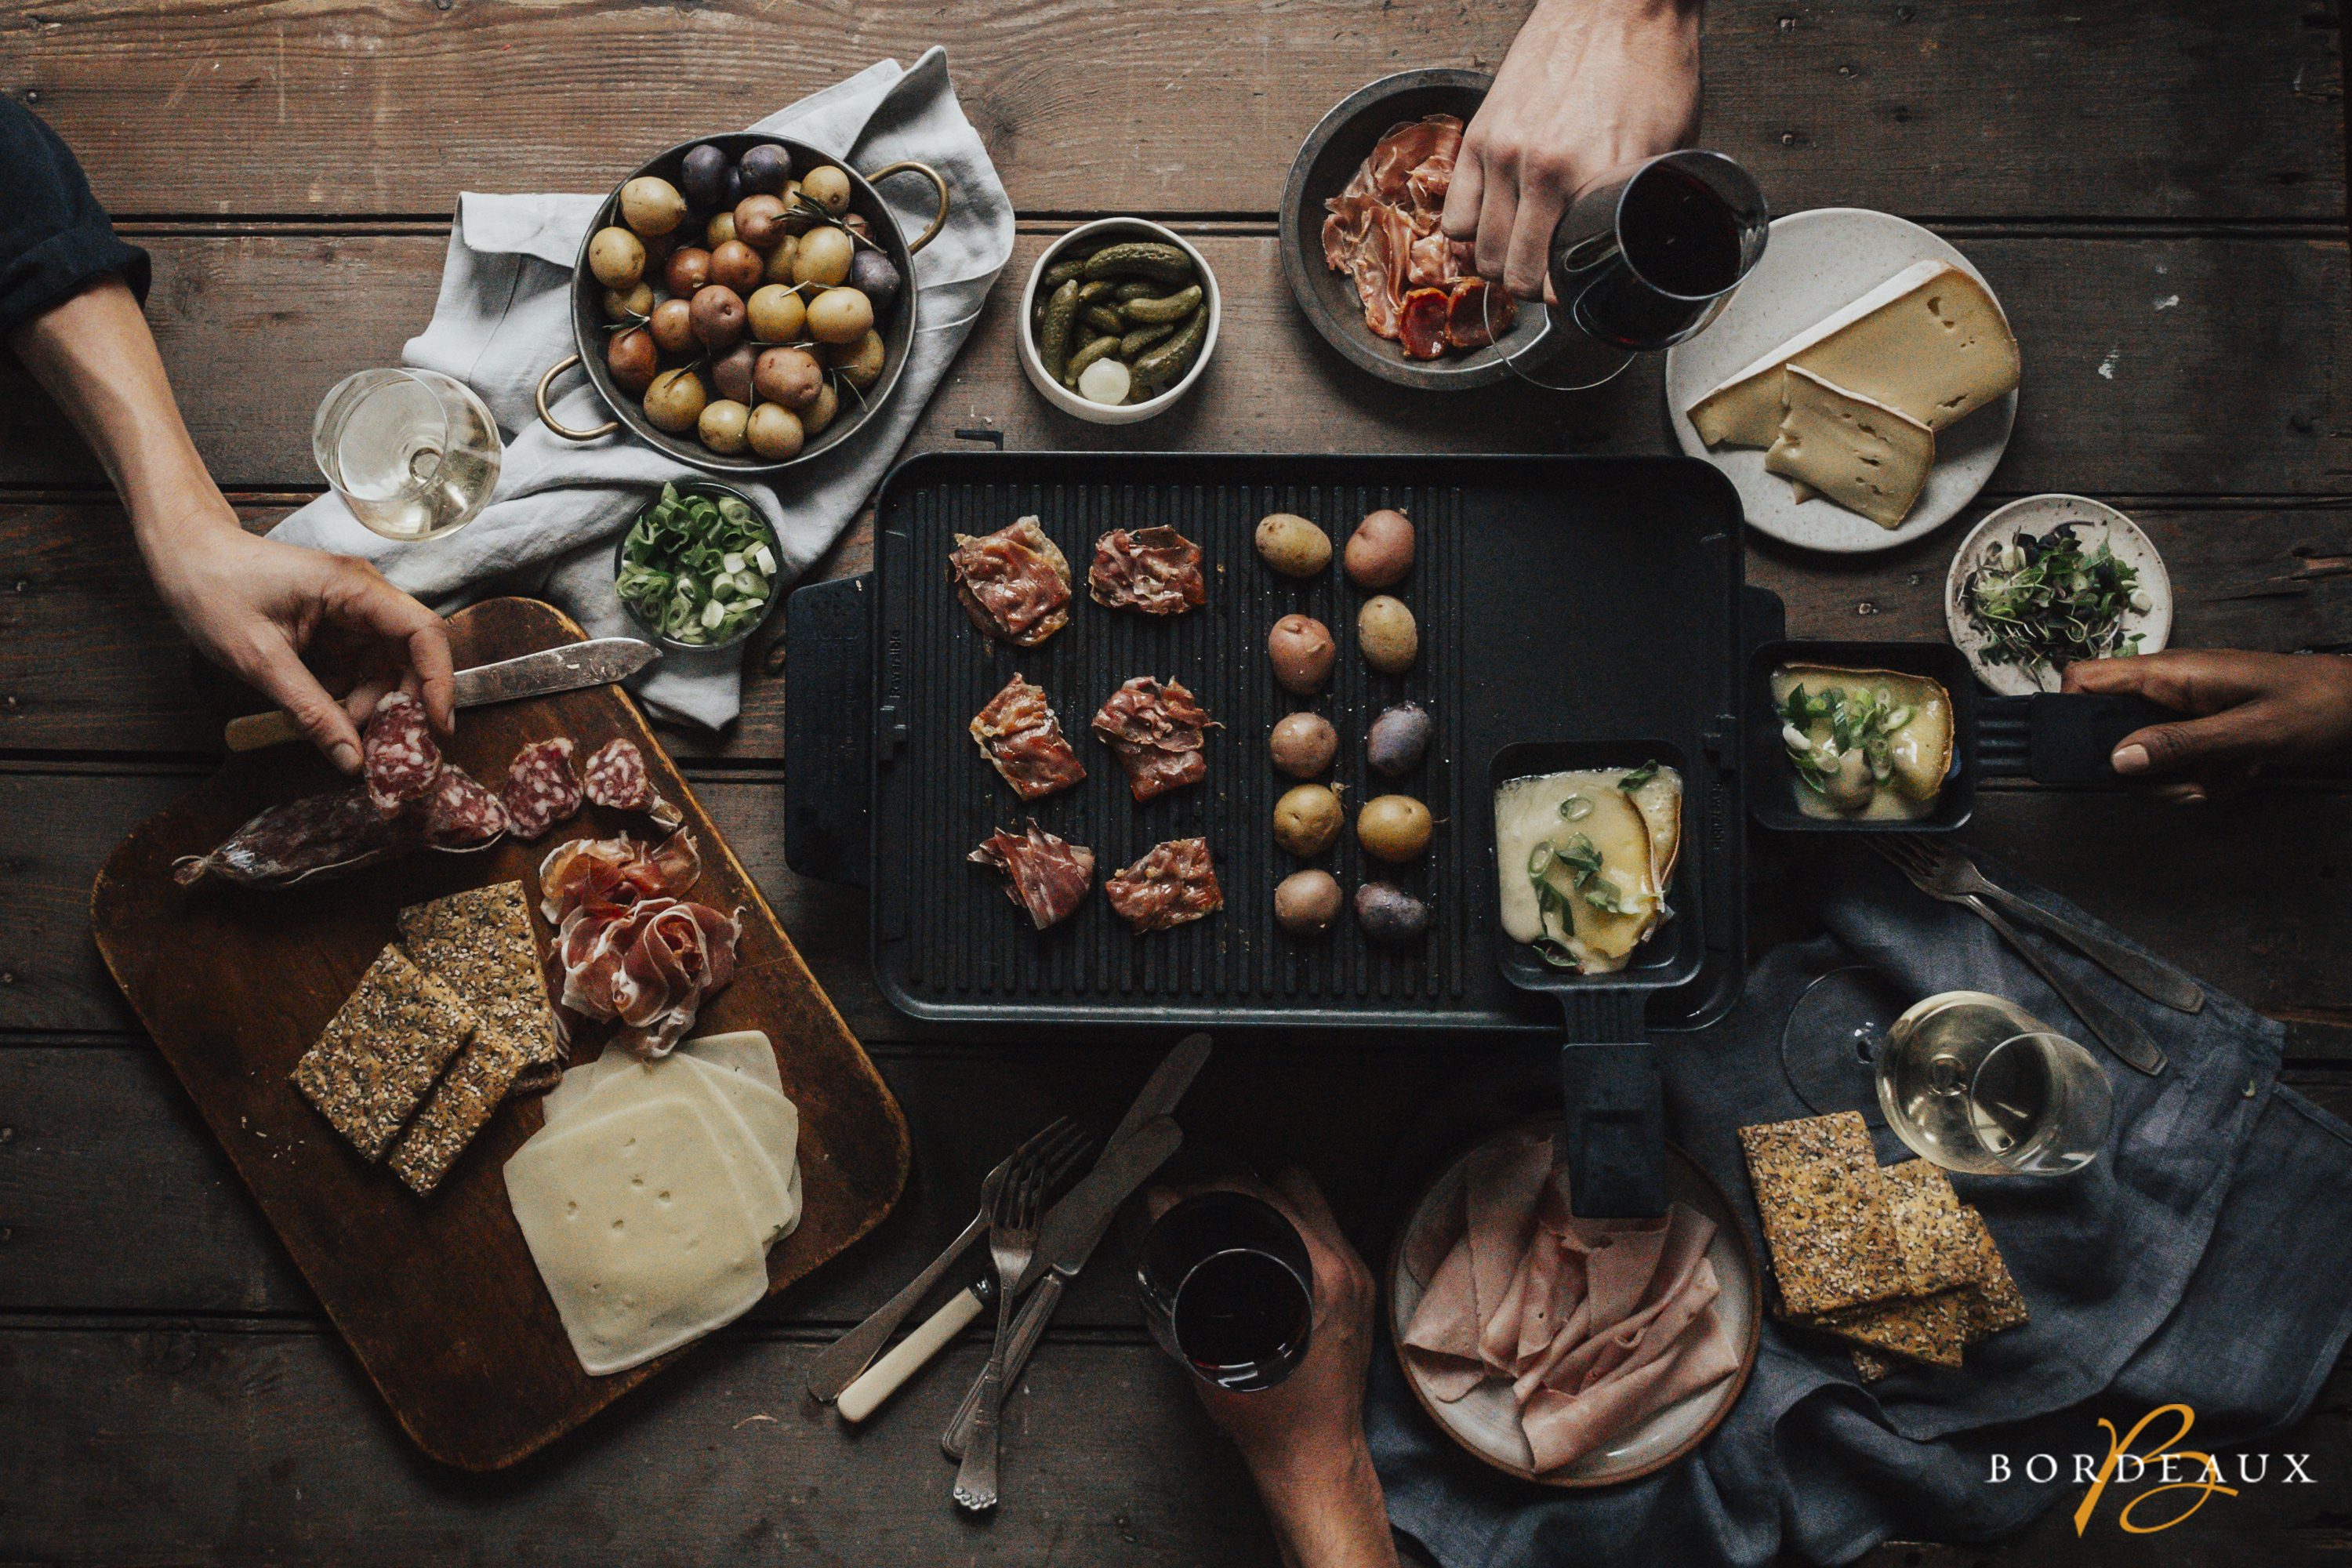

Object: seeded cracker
[1813,1287,1969,1367]
[390,1028,530,1195]
[1850,1345,1893,1383]
[1737,1112,1906,1316]
[292,946,479,1161]
[1878,1159,1981,1296]
[1956,1207,2030,1342]
[397,881,561,1082]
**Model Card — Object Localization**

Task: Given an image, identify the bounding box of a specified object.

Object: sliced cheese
[504,1094,768,1376]
[578,1057,793,1243]
[540,1061,599,1125]
[1492,768,1679,973]
[679,1031,783,1098]
[1624,767,1685,885]
[1548,789,1661,971]
[1763,367,1936,529]
[1686,260,2019,447]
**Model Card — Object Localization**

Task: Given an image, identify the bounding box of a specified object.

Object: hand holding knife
[223,637,662,752]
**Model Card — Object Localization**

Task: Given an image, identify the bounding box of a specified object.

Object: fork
[952,1125,1091,1511]
[1881,834,2203,1014]
[1867,838,2168,1076]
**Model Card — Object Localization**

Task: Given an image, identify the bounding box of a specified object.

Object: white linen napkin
[270,48,1014,728]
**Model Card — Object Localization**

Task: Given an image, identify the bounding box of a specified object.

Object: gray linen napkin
[1367,844,2352,1566]
[270,48,1013,728]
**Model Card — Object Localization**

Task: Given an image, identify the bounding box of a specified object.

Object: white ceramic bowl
[1944,494,2173,695]
[1017,218,1220,424]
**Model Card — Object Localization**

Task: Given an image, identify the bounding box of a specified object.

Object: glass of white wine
[1876,991,2114,1176]
[312,368,503,542]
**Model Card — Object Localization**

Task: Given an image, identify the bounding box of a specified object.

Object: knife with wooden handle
[222,637,660,751]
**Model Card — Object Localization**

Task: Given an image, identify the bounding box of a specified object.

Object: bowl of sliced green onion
[613,481,784,652]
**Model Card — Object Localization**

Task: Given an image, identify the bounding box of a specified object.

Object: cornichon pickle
[1062,333,1121,388]
[1037,277,1081,381]
[1076,278,1118,303]
[1081,241,1194,285]
[1120,320,1177,358]
[1123,284,1203,325]
[1040,249,1096,290]
[1083,303,1126,335]
[1131,305,1207,387]
[1112,281,1158,303]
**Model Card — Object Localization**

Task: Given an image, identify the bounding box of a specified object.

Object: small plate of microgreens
[613,481,783,652]
[1944,494,2171,696]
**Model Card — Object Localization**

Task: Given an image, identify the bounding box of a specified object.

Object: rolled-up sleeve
[0,98,149,339]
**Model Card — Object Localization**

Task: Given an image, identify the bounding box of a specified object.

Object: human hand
[1145,1168,1393,1568]
[2063,648,2352,803]
[1442,0,1702,299]
[140,506,455,773]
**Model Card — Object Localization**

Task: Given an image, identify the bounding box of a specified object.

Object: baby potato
[1269,614,1336,695]
[710,239,765,294]
[739,143,793,197]
[711,342,760,405]
[801,165,853,216]
[1358,595,1419,675]
[1274,783,1345,857]
[601,281,655,322]
[747,284,808,343]
[1254,512,1332,578]
[761,234,802,285]
[746,401,805,460]
[753,346,826,410]
[795,227,855,288]
[698,398,752,456]
[642,367,707,435]
[619,176,687,237]
[1357,794,1432,862]
[690,284,748,354]
[664,245,713,297]
[648,297,696,356]
[1345,508,1416,588]
[849,249,903,313]
[1366,702,1432,776]
[606,325,659,396]
[704,210,738,249]
[1274,869,1344,936]
[1269,712,1338,778]
[1356,882,1432,946]
[827,328,887,390]
[734,194,789,251]
[803,379,841,435]
[587,226,646,289]
[806,286,875,345]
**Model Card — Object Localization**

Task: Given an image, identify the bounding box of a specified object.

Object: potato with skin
[588,227,647,289]
[1357,794,1432,862]
[619,176,686,237]
[1255,513,1332,578]
[607,326,659,396]
[806,287,875,345]
[1275,869,1343,936]
[711,342,760,405]
[828,328,887,390]
[698,399,752,456]
[664,245,713,297]
[795,227,855,288]
[648,297,696,355]
[704,211,738,249]
[643,368,706,434]
[710,239,765,294]
[753,346,825,411]
[1345,508,1416,588]
[602,281,655,322]
[1269,614,1336,695]
[761,234,802,285]
[802,380,841,435]
[690,285,747,354]
[1274,784,1345,856]
[1356,882,1432,946]
[747,284,808,343]
[1366,702,1432,776]
[1269,712,1338,778]
[734,195,789,251]
[801,165,853,216]
[1358,595,1419,675]
[746,402,805,460]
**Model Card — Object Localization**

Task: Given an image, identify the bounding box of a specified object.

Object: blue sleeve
[0,97,150,339]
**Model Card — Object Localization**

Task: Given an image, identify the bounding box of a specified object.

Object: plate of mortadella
[1389,1120,1762,1485]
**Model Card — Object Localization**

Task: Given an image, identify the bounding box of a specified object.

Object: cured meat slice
[173,786,412,888]
[1104,837,1222,932]
[550,890,742,1059]
[948,516,1072,647]
[970,674,1087,800]
[1087,527,1207,615]
[362,691,442,817]
[539,829,701,924]
[501,739,584,842]
[1398,288,1451,360]
[1446,277,1515,349]
[1323,113,1505,360]
[416,764,510,848]
[969,822,1095,930]
[581,738,684,828]
[1091,677,1215,803]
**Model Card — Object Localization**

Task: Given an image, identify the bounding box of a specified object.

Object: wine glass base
[1780,965,1911,1121]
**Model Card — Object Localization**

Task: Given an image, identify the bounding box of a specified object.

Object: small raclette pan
[1489,740,1704,1220]
[1747,640,2180,833]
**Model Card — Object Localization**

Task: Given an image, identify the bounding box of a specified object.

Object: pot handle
[535,354,619,441]
[862,160,951,256]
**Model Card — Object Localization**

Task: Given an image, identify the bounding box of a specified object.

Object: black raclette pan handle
[1558,1044,1667,1219]
[1975,692,2181,786]
[782,574,876,888]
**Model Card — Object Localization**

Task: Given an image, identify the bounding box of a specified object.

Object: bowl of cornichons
[1016,218,1221,423]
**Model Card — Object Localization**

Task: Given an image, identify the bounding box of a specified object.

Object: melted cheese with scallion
[1493,767,1682,973]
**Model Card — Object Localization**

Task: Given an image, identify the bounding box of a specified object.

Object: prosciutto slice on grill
[1088,527,1207,615]
[969,821,1095,931]
[539,827,738,1059]
[970,673,1087,800]
[948,516,1073,647]
[1321,114,1516,355]
[1105,837,1222,932]
[1091,677,1216,803]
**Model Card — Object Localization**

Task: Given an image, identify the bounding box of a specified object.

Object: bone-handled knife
[223,637,662,751]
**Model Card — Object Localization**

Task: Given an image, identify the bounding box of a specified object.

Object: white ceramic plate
[1388,1123,1759,1486]
[1664,209,2020,554]
[1943,494,2173,695]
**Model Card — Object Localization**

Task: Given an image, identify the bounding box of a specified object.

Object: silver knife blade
[1105,1033,1210,1156]
[1013,1116,1182,1297]
[452,638,660,708]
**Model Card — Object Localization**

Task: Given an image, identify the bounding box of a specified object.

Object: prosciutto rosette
[970,674,1087,800]
[1091,677,1216,803]
[539,828,740,1059]
[948,516,1073,647]
[969,821,1096,930]
[1321,114,1516,358]
[1087,527,1207,615]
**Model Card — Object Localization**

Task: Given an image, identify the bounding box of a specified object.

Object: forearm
[1247,1438,1398,1568]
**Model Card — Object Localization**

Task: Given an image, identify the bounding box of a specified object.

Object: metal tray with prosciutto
[784,452,1759,1033]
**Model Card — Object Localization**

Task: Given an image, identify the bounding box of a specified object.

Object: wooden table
[2,3,2347,1562]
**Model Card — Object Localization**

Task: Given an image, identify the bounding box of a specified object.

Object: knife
[833,1034,1210,1424]
[222,637,662,751]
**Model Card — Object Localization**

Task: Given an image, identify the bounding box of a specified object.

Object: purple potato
[680,143,729,209]
[848,249,903,313]
[1366,702,1432,777]
[711,342,760,405]
[1356,882,1431,946]
[739,143,794,195]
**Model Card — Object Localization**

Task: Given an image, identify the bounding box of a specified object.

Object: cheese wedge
[1687,260,2019,447]
[1763,367,1936,529]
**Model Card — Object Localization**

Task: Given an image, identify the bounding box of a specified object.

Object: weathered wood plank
[1,0,2337,222]
[0,230,2344,494]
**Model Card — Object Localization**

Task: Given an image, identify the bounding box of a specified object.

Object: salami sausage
[173,786,412,888]
[361,691,442,816]
[416,764,510,848]
[581,739,684,828]
[500,738,583,841]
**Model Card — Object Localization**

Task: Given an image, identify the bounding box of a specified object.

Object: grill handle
[1557,1043,1666,1219]
[783,573,875,887]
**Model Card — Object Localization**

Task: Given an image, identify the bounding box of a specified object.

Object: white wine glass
[1875,991,2114,1176]
[313,368,503,541]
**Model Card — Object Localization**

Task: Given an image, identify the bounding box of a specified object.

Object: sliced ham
[1323,114,1503,359]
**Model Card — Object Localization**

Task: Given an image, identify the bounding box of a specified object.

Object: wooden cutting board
[89,598,907,1472]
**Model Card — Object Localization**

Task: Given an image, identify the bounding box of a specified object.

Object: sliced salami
[581,739,684,828]
[362,691,442,817]
[416,764,510,848]
[173,786,412,889]
[500,738,583,842]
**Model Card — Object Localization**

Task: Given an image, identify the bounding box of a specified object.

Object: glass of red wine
[1497,149,1769,391]
[1135,1192,1316,1394]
